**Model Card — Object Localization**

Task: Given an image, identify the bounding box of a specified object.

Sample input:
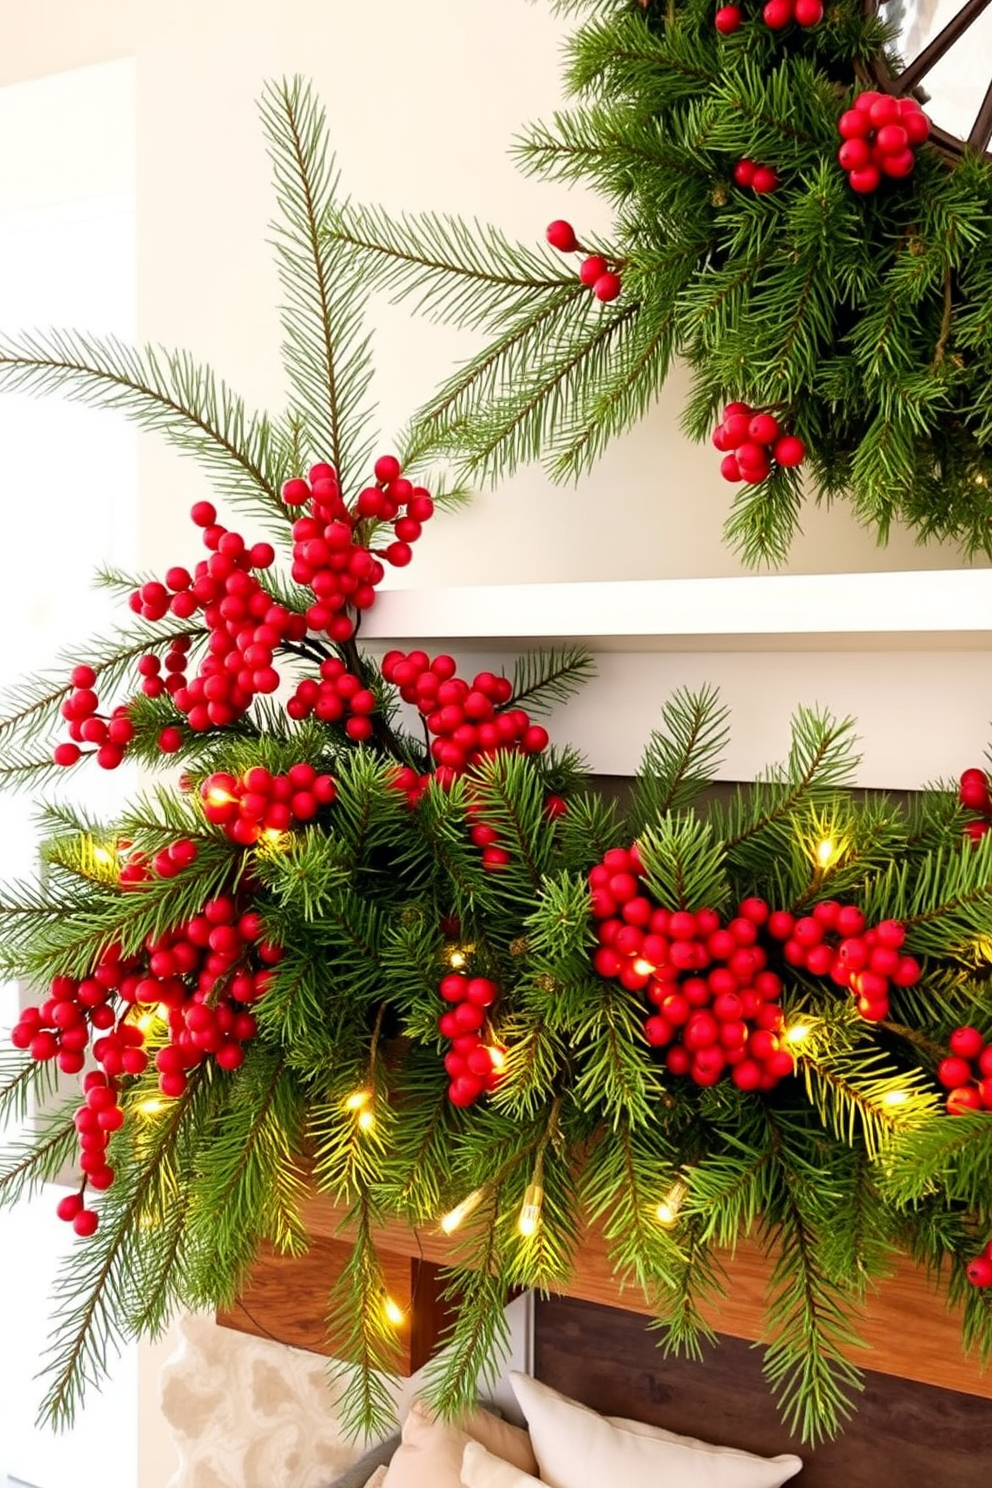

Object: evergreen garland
[0,72,990,1455]
[325,0,992,564]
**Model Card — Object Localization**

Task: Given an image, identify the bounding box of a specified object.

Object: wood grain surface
[216,1235,455,1375]
[533,1292,992,1488]
[298,1190,992,1399]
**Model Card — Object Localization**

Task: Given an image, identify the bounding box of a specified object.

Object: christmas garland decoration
[1,77,992,1452]
[325,0,992,565]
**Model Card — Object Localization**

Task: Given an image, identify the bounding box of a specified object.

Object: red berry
[949,1026,985,1061]
[838,138,872,172]
[967,1255,992,1287]
[593,272,622,303]
[848,164,881,194]
[714,5,743,33]
[720,455,743,482]
[938,1056,974,1089]
[838,109,872,141]
[772,434,805,467]
[73,1208,99,1237]
[54,742,82,766]
[733,159,757,188]
[374,455,402,484]
[546,219,578,253]
[751,166,779,195]
[762,0,794,27]
[947,1085,982,1114]
[793,0,822,23]
[579,255,608,286]
[748,413,780,446]
[191,501,217,527]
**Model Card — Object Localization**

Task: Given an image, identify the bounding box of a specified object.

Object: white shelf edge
[361,569,992,648]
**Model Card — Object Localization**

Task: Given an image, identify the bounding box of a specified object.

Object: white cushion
[380,1399,538,1488]
[461,1440,544,1487]
[510,1371,802,1488]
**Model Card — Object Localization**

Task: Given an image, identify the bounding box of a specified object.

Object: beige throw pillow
[461,1440,545,1487]
[510,1371,802,1488]
[362,1469,389,1488]
[381,1398,538,1488]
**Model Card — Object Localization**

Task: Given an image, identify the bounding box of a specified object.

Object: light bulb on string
[882,1088,908,1107]
[517,1183,544,1238]
[816,838,836,869]
[447,948,468,970]
[136,1097,166,1117]
[655,1177,689,1229]
[382,1293,405,1327]
[345,1089,371,1111]
[439,1188,485,1235]
[784,1024,811,1045]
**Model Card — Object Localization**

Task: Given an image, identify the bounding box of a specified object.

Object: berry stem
[879,1018,946,1064]
[339,635,408,763]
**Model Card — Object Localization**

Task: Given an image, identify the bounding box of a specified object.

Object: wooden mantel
[216,1187,992,1402]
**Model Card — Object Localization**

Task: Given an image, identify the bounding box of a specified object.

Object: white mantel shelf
[364,569,992,651]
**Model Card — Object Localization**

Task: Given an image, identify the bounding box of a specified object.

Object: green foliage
[328,0,992,562]
[1,45,992,1458]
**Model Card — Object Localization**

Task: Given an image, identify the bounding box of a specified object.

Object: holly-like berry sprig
[714,0,822,34]
[966,1238,992,1289]
[546,220,623,303]
[53,454,432,771]
[437,971,505,1106]
[588,844,921,1090]
[712,401,806,484]
[937,1025,992,1115]
[837,92,931,195]
[959,766,992,843]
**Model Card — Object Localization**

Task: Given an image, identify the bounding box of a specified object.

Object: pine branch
[260,78,378,489]
[630,684,730,830]
[508,647,596,717]
[327,1189,405,1440]
[37,1069,212,1429]
[0,330,288,530]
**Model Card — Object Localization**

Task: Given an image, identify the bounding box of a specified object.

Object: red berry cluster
[286,457,432,642]
[200,763,337,845]
[12,891,277,1234]
[381,651,550,778]
[937,1026,992,1115]
[287,656,377,740]
[58,1070,127,1235]
[763,903,919,1022]
[959,767,991,843]
[714,0,821,33]
[713,401,806,484]
[966,1239,992,1289]
[437,972,504,1106]
[590,850,793,1091]
[168,504,306,729]
[545,220,622,304]
[837,92,930,195]
[53,664,136,769]
[732,159,779,195]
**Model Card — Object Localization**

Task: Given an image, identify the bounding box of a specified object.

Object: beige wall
[3,0,981,584]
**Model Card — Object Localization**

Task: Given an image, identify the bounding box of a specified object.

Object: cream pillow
[461,1440,545,1487]
[363,1469,389,1488]
[510,1372,802,1488]
[381,1398,538,1488]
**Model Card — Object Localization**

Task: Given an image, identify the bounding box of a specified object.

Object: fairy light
[815,838,836,869]
[448,948,467,969]
[487,1046,506,1073]
[357,1107,375,1132]
[382,1294,405,1327]
[92,844,115,867]
[262,828,287,846]
[655,1177,689,1229]
[345,1089,371,1111]
[439,1188,485,1235]
[632,958,656,977]
[882,1088,909,1107]
[517,1182,544,1238]
[136,1011,158,1035]
[784,1024,811,1045]
[136,1097,166,1116]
